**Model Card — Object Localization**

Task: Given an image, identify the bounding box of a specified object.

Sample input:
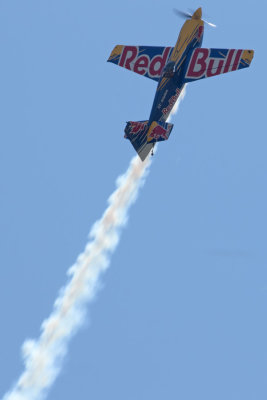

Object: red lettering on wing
[133,55,149,75]
[186,48,209,78]
[231,49,242,71]
[223,49,235,73]
[206,58,224,77]
[119,46,138,70]
[149,47,171,77]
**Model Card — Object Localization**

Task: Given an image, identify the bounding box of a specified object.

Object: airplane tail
[124,120,174,161]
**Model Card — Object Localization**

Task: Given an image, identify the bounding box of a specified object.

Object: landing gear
[151,144,155,157]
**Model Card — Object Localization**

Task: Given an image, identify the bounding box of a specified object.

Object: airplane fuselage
[148,11,204,126]
[107,7,254,161]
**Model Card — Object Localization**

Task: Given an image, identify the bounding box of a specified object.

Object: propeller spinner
[173,7,216,28]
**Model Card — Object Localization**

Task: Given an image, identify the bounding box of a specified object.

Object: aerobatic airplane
[107,7,254,161]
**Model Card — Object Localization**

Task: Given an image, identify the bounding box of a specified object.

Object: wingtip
[108,45,124,62]
[242,49,254,65]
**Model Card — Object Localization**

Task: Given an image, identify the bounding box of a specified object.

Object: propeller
[173,9,192,19]
[202,18,216,28]
[173,8,216,28]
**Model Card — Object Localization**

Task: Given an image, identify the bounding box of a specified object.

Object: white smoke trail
[3,155,151,400]
[2,85,186,400]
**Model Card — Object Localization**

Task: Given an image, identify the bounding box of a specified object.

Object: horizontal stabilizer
[124,120,174,161]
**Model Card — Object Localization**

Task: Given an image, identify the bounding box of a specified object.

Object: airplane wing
[107,45,173,82]
[183,48,254,82]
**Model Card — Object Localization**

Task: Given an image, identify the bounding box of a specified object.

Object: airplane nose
[192,7,202,20]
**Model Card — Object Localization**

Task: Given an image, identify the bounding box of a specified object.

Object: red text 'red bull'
[108,45,173,82]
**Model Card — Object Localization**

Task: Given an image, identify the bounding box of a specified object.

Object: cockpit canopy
[161,61,176,78]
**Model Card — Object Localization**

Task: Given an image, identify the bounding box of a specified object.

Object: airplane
[107,7,254,161]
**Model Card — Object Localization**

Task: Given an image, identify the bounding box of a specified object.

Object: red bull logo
[147,122,173,143]
[148,124,168,140]
[126,121,148,135]
[162,88,181,116]
[119,46,172,79]
[186,48,243,79]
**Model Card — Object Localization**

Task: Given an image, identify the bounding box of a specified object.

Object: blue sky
[0,0,266,399]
